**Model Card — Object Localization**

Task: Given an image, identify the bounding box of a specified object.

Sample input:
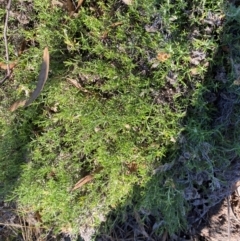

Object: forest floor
[1,0,240,240]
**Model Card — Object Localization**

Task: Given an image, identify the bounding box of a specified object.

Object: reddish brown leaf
[9,99,27,112]
[0,61,17,70]
[72,175,93,191]
[126,162,138,173]
[100,31,108,40]
[18,39,26,55]
[65,0,75,13]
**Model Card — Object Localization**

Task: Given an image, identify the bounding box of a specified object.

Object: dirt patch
[197,193,240,241]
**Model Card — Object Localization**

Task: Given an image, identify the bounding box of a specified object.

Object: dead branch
[0,0,12,85]
[4,0,12,75]
[0,71,12,85]
[0,222,42,229]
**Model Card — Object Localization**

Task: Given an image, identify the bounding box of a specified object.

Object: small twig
[0,70,12,85]
[3,0,12,76]
[0,222,41,229]
[1,0,12,85]
[227,196,231,241]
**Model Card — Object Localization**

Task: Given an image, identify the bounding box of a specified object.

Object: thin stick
[0,222,42,229]
[227,196,231,241]
[0,71,12,84]
[0,0,12,85]
[3,0,12,76]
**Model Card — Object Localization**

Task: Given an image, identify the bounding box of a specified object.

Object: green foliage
[0,0,232,239]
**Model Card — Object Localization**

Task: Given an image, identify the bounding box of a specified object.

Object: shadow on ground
[95,1,240,240]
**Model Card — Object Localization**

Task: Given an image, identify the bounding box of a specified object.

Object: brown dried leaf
[72,175,93,191]
[110,22,123,28]
[34,211,42,223]
[0,61,17,70]
[65,0,75,13]
[76,0,84,10]
[24,47,50,107]
[18,39,26,55]
[156,52,171,62]
[126,162,138,173]
[9,99,27,112]
[67,78,89,92]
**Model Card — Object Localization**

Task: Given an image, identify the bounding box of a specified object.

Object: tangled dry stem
[0,0,12,84]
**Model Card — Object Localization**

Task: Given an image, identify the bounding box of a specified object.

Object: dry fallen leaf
[126,162,138,174]
[34,211,42,223]
[0,61,17,70]
[110,22,123,28]
[72,167,103,191]
[100,31,108,40]
[9,99,27,112]
[76,0,84,10]
[18,39,27,56]
[72,175,93,191]
[156,52,171,62]
[65,0,75,13]
[66,78,89,92]
[24,47,50,107]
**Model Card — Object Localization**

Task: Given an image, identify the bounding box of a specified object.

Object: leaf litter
[3,0,240,241]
